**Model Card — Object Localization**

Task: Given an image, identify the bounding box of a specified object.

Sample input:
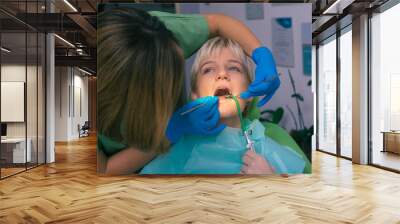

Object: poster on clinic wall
[302,23,312,76]
[271,17,295,68]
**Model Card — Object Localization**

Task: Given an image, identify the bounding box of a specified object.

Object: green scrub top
[149,11,209,59]
[98,11,210,157]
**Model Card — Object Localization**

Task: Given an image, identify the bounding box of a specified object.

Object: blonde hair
[190,37,253,92]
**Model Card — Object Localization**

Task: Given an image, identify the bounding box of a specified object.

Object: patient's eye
[202,67,215,75]
[228,66,242,73]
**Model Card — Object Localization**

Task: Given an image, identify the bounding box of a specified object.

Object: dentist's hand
[240,46,280,107]
[165,96,226,144]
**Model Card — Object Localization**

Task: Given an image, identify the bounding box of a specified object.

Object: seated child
[140,37,306,174]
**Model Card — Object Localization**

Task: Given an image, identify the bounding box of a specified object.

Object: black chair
[79,121,90,138]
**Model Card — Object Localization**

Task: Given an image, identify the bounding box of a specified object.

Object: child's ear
[191,91,199,100]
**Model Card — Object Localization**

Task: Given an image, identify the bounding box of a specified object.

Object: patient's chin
[218,98,244,118]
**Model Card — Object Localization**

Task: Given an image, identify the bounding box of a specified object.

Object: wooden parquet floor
[1,135,400,224]
[1,167,26,178]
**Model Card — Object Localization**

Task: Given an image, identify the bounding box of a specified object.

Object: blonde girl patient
[140,37,306,174]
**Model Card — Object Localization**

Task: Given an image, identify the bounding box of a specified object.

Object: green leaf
[260,107,284,124]
[259,118,272,122]
[272,107,284,124]
[260,110,275,115]
[245,97,260,121]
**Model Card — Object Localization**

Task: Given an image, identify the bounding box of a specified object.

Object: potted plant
[286,69,313,161]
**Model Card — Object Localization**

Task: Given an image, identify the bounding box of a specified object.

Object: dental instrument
[180,94,239,116]
[244,130,256,152]
[225,95,255,152]
[180,103,206,116]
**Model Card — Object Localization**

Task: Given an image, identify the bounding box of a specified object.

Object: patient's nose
[216,70,230,81]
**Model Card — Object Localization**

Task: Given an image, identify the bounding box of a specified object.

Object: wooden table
[381,131,400,154]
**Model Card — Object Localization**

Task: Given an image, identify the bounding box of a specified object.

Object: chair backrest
[261,121,311,173]
[82,121,90,129]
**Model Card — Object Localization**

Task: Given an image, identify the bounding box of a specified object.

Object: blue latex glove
[166,96,226,144]
[240,47,280,107]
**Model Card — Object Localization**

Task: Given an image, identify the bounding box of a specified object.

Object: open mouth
[214,87,232,97]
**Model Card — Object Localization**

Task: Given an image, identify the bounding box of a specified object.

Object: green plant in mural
[259,70,313,160]
[260,107,284,124]
[286,69,313,161]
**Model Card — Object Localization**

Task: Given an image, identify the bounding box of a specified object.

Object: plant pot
[290,127,313,161]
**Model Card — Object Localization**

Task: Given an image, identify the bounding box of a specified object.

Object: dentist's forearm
[205,13,261,56]
[105,147,156,175]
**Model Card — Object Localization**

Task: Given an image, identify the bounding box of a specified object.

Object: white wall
[55,66,68,141]
[1,64,46,163]
[1,82,25,122]
[1,65,26,82]
[1,65,27,140]
[54,67,89,141]
[180,3,313,132]
[1,65,40,137]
